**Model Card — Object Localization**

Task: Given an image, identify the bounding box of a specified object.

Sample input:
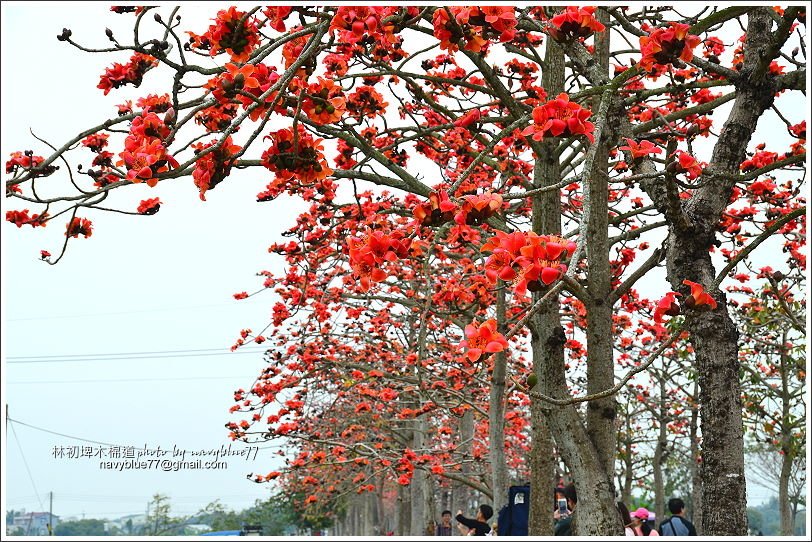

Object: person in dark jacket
[456,505,493,536]
[658,498,697,536]
[554,484,577,536]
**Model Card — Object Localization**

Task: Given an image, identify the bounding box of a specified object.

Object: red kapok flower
[682,280,717,310]
[639,23,701,71]
[137,197,161,215]
[548,6,606,42]
[672,151,703,180]
[454,192,503,225]
[66,217,93,238]
[654,291,681,323]
[522,93,595,143]
[413,189,457,227]
[454,108,482,128]
[460,318,509,362]
[302,77,347,125]
[620,138,663,160]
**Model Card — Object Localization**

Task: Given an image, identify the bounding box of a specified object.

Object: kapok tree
[5,5,806,536]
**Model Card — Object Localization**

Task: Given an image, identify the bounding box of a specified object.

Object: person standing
[658,498,697,536]
[436,510,453,536]
[630,508,659,536]
[554,484,577,536]
[456,505,493,536]
[618,502,637,536]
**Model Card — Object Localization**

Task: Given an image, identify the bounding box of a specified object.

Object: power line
[6,349,269,365]
[8,375,258,385]
[7,302,245,322]
[7,346,266,360]
[9,420,45,513]
[7,417,271,456]
[8,417,131,449]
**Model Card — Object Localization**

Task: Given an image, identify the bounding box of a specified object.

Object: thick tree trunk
[779,332,794,536]
[527,26,621,535]
[410,419,427,535]
[397,482,410,536]
[489,287,509,515]
[362,490,372,535]
[653,373,667,526]
[529,407,555,535]
[584,7,618,485]
[779,451,794,535]
[689,380,703,534]
[527,33,565,538]
[621,410,634,504]
[657,10,782,534]
[537,324,623,535]
[672,251,746,535]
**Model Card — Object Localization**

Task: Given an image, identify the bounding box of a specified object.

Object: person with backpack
[658,498,697,536]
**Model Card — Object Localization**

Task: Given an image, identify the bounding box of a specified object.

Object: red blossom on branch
[548,6,606,42]
[682,280,718,311]
[460,318,508,362]
[523,93,595,142]
[639,23,701,71]
[137,197,161,215]
[654,292,681,323]
[65,217,93,238]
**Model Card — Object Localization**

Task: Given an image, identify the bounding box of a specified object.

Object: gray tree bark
[489,286,509,515]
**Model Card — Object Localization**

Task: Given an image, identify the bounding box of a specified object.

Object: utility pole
[48,491,53,535]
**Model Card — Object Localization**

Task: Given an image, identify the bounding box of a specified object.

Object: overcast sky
[1,2,799,523]
[1,3,300,520]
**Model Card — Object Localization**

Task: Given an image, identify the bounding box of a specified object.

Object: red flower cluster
[135,93,172,113]
[81,133,109,153]
[6,209,47,228]
[191,6,261,63]
[740,148,778,173]
[97,52,157,96]
[191,136,242,201]
[347,230,413,291]
[329,7,397,46]
[206,63,281,123]
[460,318,509,362]
[302,78,347,125]
[413,189,457,227]
[455,192,504,226]
[116,112,178,187]
[433,6,516,52]
[548,6,605,42]
[481,231,576,295]
[655,281,717,322]
[522,93,595,143]
[6,151,54,178]
[137,197,161,215]
[454,108,482,128]
[346,85,388,120]
[66,217,93,238]
[261,127,332,184]
[638,23,701,71]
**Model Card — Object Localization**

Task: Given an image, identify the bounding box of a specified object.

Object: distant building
[12,512,59,535]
